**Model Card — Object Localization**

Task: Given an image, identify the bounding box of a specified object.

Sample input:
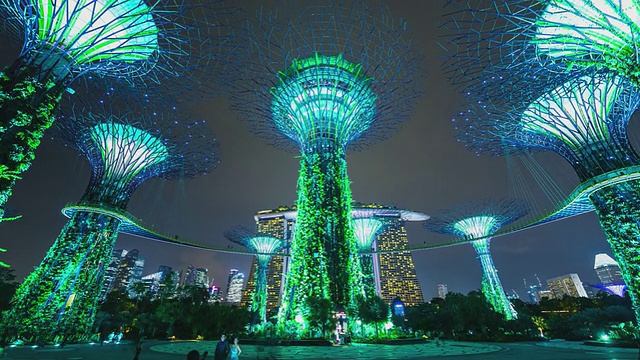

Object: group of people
[187,334,241,360]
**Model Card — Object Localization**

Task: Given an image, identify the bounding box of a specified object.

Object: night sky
[0,1,622,301]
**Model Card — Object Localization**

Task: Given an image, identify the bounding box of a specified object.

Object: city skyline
[0,0,622,303]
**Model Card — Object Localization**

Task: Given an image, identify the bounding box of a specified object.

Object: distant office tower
[525,276,544,304]
[99,249,128,301]
[437,284,448,299]
[136,271,164,297]
[112,249,145,292]
[375,212,426,306]
[227,272,245,304]
[594,253,623,284]
[195,268,209,288]
[227,269,239,297]
[158,265,173,278]
[547,274,588,299]
[183,265,196,286]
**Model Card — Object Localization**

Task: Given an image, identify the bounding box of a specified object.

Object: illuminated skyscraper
[227,272,245,304]
[113,249,145,292]
[376,215,426,306]
[547,274,588,299]
[595,253,623,284]
[226,269,239,298]
[437,284,448,299]
[99,249,128,301]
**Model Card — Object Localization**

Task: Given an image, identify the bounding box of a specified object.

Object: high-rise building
[227,269,239,297]
[594,253,623,284]
[227,272,245,304]
[437,284,448,299]
[546,274,588,299]
[195,268,209,288]
[99,249,128,301]
[375,212,426,306]
[524,276,544,304]
[241,205,427,312]
[112,249,145,292]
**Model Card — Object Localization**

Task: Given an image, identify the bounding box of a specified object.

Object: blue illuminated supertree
[424,199,526,320]
[443,0,640,322]
[224,225,287,324]
[2,94,219,343]
[0,0,237,218]
[352,217,386,298]
[230,2,421,329]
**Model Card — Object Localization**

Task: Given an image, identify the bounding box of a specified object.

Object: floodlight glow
[271,54,377,152]
[36,0,158,65]
[92,123,168,182]
[534,0,640,61]
[352,218,384,250]
[453,216,498,239]
[521,74,622,151]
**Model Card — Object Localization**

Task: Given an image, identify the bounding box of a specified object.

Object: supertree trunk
[3,212,120,342]
[0,63,66,218]
[253,261,269,324]
[280,150,361,324]
[590,180,640,322]
[472,239,517,320]
[359,255,377,298]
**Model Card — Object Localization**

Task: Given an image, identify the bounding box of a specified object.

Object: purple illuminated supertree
[442,0,640,322]
[2,93,218,342]
[224,225,287,324]
[424,199,527,320]
[0,0,238,219]
[230,1,422,331]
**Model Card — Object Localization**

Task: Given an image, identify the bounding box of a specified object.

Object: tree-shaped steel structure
[230,1,421,329]
[443,0,640,322]
[224,225,287,324]
[0,0,237,219]
[424,199,526,320]
[352,217,386,298]
[2,95,219,343]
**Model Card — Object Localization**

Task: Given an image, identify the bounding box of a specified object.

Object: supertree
[424,199,526,320]
[1,94,219,342]
[0,0,237,218]
[224,225,287,324]
[443,1,640,322]
[352,217,386,298]
[230,1,421,328]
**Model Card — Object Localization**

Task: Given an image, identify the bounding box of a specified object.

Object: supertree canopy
[2,96,219,343]
[225,225,287,324]
[0,0,238,219]
[230,1,421,330]
[443,0,640,322]
[424,199,527,320]
[352,217,386,298]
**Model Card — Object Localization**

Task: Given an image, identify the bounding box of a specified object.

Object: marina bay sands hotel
[240,203,427,317]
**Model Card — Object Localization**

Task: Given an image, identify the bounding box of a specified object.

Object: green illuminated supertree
[352,218,386,298]
[443,0,640,322]
[424,199,527,320]
[231,2,421,330]
[224,225,287,324]
[0,0,237,218]
[1,95,219,343]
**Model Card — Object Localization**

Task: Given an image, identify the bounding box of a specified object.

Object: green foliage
[279,150,361,331]
[0,268,17,312]
[356,295,389,340]
[302,297,334,339]
[0,67,65,220]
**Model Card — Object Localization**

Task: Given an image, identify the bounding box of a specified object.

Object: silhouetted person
[214,334,230,360]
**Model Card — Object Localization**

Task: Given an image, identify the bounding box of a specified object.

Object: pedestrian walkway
[535,339,639,353]
[150,340,503,359]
